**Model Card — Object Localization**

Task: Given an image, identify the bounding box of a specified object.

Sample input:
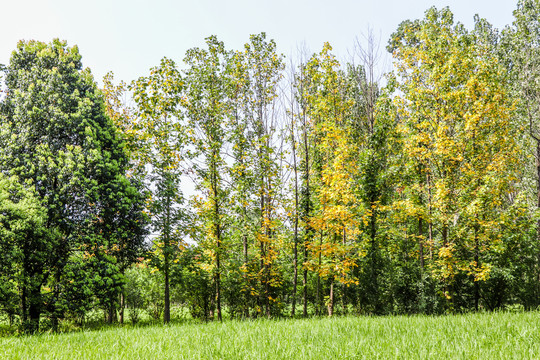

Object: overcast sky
[1,0,517,84]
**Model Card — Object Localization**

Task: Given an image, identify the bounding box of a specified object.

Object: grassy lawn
[1,311,538,359]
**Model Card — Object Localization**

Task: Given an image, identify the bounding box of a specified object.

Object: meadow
[1,311,538,359]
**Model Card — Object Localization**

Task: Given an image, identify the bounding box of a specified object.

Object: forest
[1,2,540,334]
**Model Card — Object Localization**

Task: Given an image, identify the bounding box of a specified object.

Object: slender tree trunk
[292,236,298,317]
[164,264,170,323]
[419,218,424,271]
[243,235,248,267]
[259,220,265,318]
[265,178,272,319]
[316,275,320,316]
[211,148,222,322]
[303,245,308,317]
[427,172,434,261]
[108,304,114,324]
[243,233,249,318]
[342,227,347,315]
[474,225,480,311]
[119,290,125,325]
[21,284,27,326]
[291,121,299,317]
[442,225,448,246]
[442,224,450,307]
[301,95,310,318]
[536,142,540,298]
[215,229,222,322]
[370,200,379,314]
[315,230,324,316]
[28,287,41,333]
[164,190,171,324]
[209,295,215,321]
[259,171,266,317]
[239,144,250,319]
[327,280,334,317]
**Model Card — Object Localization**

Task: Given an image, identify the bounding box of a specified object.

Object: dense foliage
[1,3,540,332]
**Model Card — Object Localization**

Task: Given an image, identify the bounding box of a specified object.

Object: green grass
[1,311,539,359]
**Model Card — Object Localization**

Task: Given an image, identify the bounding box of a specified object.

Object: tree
[131,57,186,324]
[0,39,146,330]
[235,33,285,317]
[227,47,257,318]
[390,7,521,309]
[291,46,315,317]
[347,30,393,314]
[184,36,232,322]
[302,43,364,316]
[285,56,301,317]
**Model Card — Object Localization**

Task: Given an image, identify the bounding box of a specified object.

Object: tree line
[2,2,540,333]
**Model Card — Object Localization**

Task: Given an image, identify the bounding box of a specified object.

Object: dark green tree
[0,39,147,330]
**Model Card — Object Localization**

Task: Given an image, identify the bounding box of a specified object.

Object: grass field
[1,311,539,359]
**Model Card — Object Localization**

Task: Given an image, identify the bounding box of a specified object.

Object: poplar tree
[184,36,231,322]
[131,58,185,324]
[391,7,521,309]
[303,44,364,315]
[238,33,285,317]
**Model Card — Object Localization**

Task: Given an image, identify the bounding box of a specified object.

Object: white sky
[1,0,517,84]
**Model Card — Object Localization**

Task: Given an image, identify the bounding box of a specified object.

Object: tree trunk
[107,304,115,324]
[119,290,125,324]
[27,287,41,333]
[211,149,222,322]
[474,225,480,311]
[327,280,334,317]
[316,231,322,316]
[303,246,308,317]
[427,172,433,261]
[259,222,265,318]
[442,225,448,246]
[342,228,347,314]
[370,201,379,314]
[316,274,321,316]
[442,224,450,307]
[259,173,270,318]
[265,178,273,319]
[164,190,171,324]
[209,287,215,321]
[536,141,540,299]
[243,233,249,318]
[215,246,222,322]
[419,218,424,271]
[21,285,27,326]
[292,239,299,318]
[301,93,310,319]
[291,121,299,317]
[164,264,170,323]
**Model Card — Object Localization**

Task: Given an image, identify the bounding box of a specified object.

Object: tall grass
[1,311,538,359]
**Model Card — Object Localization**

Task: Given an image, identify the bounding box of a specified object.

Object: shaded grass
[1,311,538,359]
